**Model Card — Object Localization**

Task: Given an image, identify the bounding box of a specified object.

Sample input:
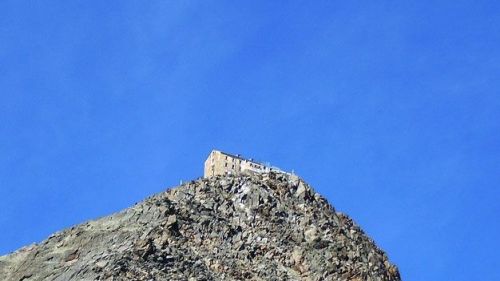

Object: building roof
[210,149,264,165]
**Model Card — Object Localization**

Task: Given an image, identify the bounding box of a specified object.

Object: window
[225,163,228,167]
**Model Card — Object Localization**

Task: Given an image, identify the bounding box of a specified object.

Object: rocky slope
[0,172,400,280]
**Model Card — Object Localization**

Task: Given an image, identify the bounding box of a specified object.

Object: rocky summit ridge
[0,172,401,280]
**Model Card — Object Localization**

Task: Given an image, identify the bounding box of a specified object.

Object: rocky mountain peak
[0,172,400,280]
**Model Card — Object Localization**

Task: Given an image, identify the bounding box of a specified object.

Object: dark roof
[216,150,264,165]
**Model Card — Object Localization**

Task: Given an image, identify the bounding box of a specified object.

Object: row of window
[225,155,242,163]
[249,163,263,169]
[212,153,265,170]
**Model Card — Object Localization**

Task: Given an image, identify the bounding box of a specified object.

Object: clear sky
[1,1,499,280]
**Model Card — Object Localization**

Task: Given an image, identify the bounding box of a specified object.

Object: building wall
[204,150,244,178]
[203,149,289,178]
[240,160,270,174]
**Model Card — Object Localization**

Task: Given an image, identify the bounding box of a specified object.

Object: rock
[166,214,177,227]
[295,181,307,197]
[304,225,319,243]
[0,173,400,281]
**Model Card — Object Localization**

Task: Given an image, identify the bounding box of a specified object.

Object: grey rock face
[0,173,401,280]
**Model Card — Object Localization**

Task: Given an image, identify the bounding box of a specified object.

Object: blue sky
[1,1,499,280]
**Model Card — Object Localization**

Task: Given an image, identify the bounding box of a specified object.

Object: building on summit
[203,149,289,178]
